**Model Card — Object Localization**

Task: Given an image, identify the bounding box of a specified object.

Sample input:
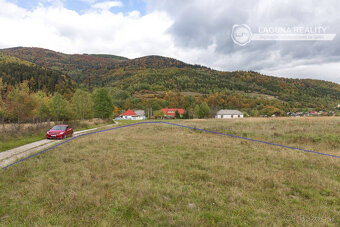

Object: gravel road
[0,125,116,168]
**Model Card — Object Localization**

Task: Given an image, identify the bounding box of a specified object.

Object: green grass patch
[0,134,44,152]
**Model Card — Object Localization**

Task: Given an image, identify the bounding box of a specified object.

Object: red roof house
[161,108,185,117]
[117,109,146,120]
[120,109,137,116]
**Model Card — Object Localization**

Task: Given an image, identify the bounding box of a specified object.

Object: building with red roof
[120,109,137,117]
[116,109,146,120]
[161,108,185,118]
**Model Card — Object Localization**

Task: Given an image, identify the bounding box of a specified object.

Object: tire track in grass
[2,121,339,170]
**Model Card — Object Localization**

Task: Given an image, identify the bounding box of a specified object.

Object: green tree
[161,100,169,108]
[92,88,113,119]
[111,89,130,109]
[260,106,283,116]
[6,81,36,123]
[153,110,165,118]
[72,89,93,120]
[250,109,259,117]
[183,110,190,119]
[152,101,161,111]
[175,110,181,119]
[194,105,200,118]
[34,91,51,121]
[50,93,68,122]
[0,78,7,127]
[198,102,210,118]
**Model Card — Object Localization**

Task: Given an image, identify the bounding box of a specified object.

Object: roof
[161,108,185,116]
[120,109,137,116]
[134,110,145,116]
[216,109,243,115]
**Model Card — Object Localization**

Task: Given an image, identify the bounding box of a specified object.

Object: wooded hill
[0,52,75,97]
[0,47,339,113]
[1,47,128,83]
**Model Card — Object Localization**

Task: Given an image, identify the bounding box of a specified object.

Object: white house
[215,109,244,119]
[133,110,147,120]
[115,109,146,120]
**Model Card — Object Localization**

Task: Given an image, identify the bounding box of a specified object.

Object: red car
[46,125,73,139]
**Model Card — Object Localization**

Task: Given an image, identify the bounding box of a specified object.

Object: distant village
[116,109,244,120]
[115,106,340,120]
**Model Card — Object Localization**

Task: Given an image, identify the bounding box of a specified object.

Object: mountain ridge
[0,47,339,111]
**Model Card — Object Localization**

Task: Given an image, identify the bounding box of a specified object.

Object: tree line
[1,77,338,127]
[0,79,114,124]
[0,79,219,124]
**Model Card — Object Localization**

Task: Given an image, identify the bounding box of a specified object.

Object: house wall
[117,115,146,120]
[215,114,244,119]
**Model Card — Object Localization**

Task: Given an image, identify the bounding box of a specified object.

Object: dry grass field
[0,117,339,226]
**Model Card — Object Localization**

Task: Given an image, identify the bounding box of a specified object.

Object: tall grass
[0,118,339,226]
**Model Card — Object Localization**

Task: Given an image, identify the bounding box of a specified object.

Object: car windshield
[51,125,67,130]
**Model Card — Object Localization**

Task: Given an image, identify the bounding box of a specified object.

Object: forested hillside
[1,47,128,82]
[0,53,75,97]
[96,60,340,110]
[0,47,339,121]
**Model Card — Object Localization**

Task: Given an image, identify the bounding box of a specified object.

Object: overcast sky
[0,0,339,83]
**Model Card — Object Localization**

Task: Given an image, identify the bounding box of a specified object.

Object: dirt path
[0,124,116,168]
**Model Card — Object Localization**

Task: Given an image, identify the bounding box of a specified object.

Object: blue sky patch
[9,0,146,15]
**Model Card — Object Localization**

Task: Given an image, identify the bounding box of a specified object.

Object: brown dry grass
[0,118,339,226]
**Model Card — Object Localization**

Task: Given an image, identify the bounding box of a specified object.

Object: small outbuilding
[215,109,244,119]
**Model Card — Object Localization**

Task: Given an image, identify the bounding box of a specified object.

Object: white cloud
[0,0,175,59]
[0,0,339,83]
[145,0,340,83]
[0,0,26,18]
[91,1,123,11]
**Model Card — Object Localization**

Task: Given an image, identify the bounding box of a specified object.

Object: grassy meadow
[0,117,339,226]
